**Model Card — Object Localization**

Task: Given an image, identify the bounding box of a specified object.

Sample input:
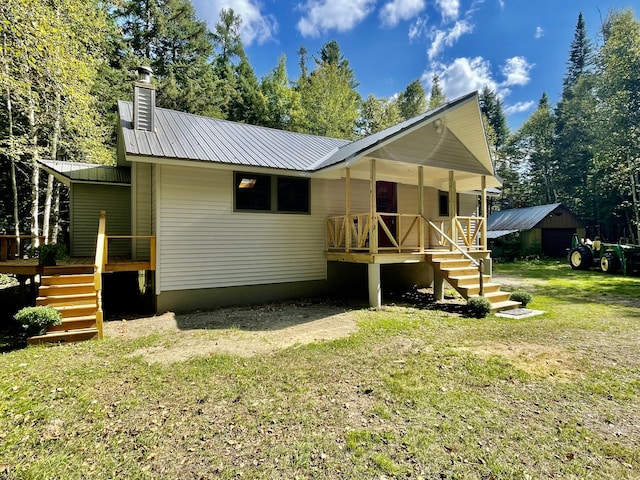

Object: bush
[27,244,67,266]
[0,273,17,287]
[510,289,533,307]
[14,306,62,336]
[467,296,492,318]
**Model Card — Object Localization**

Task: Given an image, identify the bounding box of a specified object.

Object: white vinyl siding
[70,184,131,256]
[157,165,343,292]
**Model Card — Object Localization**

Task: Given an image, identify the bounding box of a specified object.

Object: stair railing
[93,210,106,339]
[427,218,486,296]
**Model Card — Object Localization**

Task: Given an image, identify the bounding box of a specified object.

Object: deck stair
[27,272,102,344]
[426,251,521,312]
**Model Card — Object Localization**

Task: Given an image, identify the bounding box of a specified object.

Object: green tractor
[568,234,640,275]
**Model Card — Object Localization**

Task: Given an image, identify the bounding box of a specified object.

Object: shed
[487,203,585,257]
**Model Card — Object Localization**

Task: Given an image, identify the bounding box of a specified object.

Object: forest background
[1,1,639,246]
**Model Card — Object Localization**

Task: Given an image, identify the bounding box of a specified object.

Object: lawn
[1,260,639,479]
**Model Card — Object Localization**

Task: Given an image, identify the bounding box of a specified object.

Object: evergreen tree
[261,55,302,131]
[428,74,446,110]
[479,87,508,149]
[397,79,427,120]
[358,94,402,136]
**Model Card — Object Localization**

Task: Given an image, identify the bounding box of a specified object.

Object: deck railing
[94,211,107,339]
[326,213,486,253]
[0,235,45,262]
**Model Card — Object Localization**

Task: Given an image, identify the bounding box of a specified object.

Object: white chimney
[133,66,155,131]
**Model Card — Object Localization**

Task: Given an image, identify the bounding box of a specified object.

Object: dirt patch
[105,301,358,364]
[458,342,580,380]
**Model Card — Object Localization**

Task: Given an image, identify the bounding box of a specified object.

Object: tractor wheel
[569,246,592,270]
[600,252,620,274]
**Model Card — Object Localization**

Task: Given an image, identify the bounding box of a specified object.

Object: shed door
[377,181,397,248]
[542,228,575,257]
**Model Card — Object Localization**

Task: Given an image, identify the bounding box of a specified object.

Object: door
[376,181,397,248]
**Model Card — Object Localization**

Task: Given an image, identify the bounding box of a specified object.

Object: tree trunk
[3,32,20,238]
[51,182,60,244]
[630,159,640,244]
[43,92,61,244]
[28,91,40,247]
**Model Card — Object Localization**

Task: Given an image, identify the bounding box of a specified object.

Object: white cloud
[379,0,426,27]
[535,26,544,39]
[504,100,535,115]
[297,0,376,37]
[427,20,473,60]
[502,56,533,86]
[427,57,497,100]
[497,0,505,8]
[435,0,460,20]
[197,0,278,46]
[409,17,429,41]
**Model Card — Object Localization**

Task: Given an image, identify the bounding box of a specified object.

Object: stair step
[27,327,100,345]
[51,304,98,318]
[48,316,97,332]
[489,300,522,312]
[40,274,94,286]
[433,259,475,268]
[38,283,95,296]
[441,266,480,276]
[448,274,491,287]
[459,283,501,296]
[482,291,512,303]
[37,292,97,307]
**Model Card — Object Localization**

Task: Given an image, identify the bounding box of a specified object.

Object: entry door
[376,181,398,247]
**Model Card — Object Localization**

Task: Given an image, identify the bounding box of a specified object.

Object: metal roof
[487,203,563,232]
[486,229,519,239]
[39,159,130,185]
[118,100,349,171]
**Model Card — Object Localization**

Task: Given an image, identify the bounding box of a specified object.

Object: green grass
[1,260,639,479]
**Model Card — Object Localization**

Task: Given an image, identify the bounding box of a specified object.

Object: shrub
[15,306,62,336]
[510,289,533,307]
[467,296,492,318]
[0,273,17,287]
[27,244,66,266]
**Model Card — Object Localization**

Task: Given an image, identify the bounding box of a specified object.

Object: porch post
[368,263,382,309]
[345,168,351,252]
[433,268,444,301]
[418,166,424,251]
[448,170,457,251]
[369,159,378,254]
[481,175,487,250]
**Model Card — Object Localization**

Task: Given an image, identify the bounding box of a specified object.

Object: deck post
[368,263,382,309]
[345,168,351,252]
[448,171,457,251]
[418,166,424,251]
[481,175,487,250]
[433,268,444,301]
[369,159,378,254]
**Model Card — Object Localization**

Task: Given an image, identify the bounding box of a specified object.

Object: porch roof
[39,159,131,186]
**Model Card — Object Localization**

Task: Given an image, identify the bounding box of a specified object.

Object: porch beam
[345,168,351,252]
[368,263,382,309]
[448,171,457,251]
[481,175,487,250]
[369,159,378,254]
[418,166,424,251]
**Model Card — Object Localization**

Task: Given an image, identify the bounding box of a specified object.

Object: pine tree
[397,79,426,120]
[428,74,446,110]
[479,87,508,149]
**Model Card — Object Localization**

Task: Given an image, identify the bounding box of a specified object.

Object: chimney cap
[137,66,153,83]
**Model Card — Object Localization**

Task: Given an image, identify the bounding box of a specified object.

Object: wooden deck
[0,257,154,276]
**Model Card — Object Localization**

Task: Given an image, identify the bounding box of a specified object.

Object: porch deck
[0,257,154,276]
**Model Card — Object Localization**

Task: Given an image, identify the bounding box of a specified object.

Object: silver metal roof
[118,101,349,171]
[487,203,562,232]
[39,159,131,185]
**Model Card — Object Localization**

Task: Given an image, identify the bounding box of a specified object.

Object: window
[438,191,460,217]
[234,172,310,214]
[234,173,271,211]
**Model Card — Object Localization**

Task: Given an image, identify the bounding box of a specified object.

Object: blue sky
[191,0,637,130]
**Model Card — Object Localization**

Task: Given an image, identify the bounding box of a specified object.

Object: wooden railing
[326,213,425,253]
[327,214,486,253]
[94,211,107,339]
[0,235,45,262]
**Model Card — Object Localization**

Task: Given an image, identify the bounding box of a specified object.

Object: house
[2,68,520,343]
[487,203,585,258]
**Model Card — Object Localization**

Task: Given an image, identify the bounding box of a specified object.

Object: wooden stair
[27,273,102,344]
[426,251,520,312]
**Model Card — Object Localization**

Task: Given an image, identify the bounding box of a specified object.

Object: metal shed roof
[39,159,131,185]
[487,203,563,232]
